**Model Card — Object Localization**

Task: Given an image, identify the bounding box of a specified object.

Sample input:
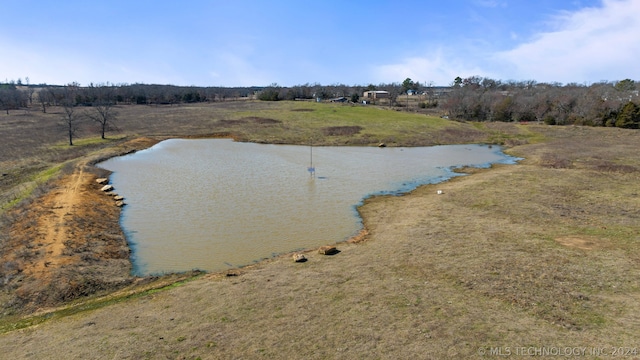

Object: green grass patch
[0,183,36,212]
[2,163,65,208]
[470,122,546,145]
[0,163,64,212]
[246,102,452,130]
[0,272,205,334]
[32,163,64,183]
[225,102,475,145]
[51,135,125,149]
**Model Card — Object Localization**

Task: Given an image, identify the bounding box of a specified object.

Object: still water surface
[98,139,519,275]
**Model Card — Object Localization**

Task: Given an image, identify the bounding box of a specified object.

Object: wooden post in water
[307,140,315,177]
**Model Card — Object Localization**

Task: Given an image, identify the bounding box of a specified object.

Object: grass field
[0,101,639,358]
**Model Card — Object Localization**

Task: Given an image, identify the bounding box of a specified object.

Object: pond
[97,139,520,275]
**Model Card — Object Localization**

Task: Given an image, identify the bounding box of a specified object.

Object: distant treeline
[0,82,264,113]
[443,77,640,128]
[0,77,638,128]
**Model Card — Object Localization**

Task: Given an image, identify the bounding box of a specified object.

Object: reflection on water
[98,139,519,275]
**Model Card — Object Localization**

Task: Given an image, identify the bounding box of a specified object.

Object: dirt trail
[1,137,158,311]
[28,166,91,278]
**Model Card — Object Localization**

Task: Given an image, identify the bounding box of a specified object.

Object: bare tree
[90,102,117,139]
[37,88,52,113]
[87,85,118,139]
[61,101,81,146]
[47,86,64,106]
[0,86,26,114]
[0,88,14,114]
[22,77,35,106]
[381,83,402,106]
[60,85,81,145]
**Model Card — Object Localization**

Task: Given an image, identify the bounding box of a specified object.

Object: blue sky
[1,0,638,87]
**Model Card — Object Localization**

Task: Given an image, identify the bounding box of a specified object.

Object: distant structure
[363,90,389,99]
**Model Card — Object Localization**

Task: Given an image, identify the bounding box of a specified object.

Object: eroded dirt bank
[0,137,160,313]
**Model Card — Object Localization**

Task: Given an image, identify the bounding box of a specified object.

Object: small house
[363,90,389,99]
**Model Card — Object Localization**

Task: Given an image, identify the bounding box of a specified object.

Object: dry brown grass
[0,102,639,358]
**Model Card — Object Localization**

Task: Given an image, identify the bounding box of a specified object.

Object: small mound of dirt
[291,108,315,112]
[243,117,282,125]
[223,117,281,125]
[592,162,638,173]
[322,126,363,136]
[219,119,249,126]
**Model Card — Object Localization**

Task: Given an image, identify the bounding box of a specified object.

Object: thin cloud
[373,0,639,86]
[371,49,491,86]
[495,0,640,83]
[209,52,273,87]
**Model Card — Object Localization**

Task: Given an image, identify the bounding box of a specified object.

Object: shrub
[615,102,640,129]
[418,101,438,109]
[543,115,556,125]
[257,89,280,101]
[517,110,537,123]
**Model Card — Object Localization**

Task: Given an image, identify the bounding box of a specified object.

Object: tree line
[0,82,264,114]
[442,77,640,128]
[257,78,640,129]
[0,82,265,145]
[1,77,639,145]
